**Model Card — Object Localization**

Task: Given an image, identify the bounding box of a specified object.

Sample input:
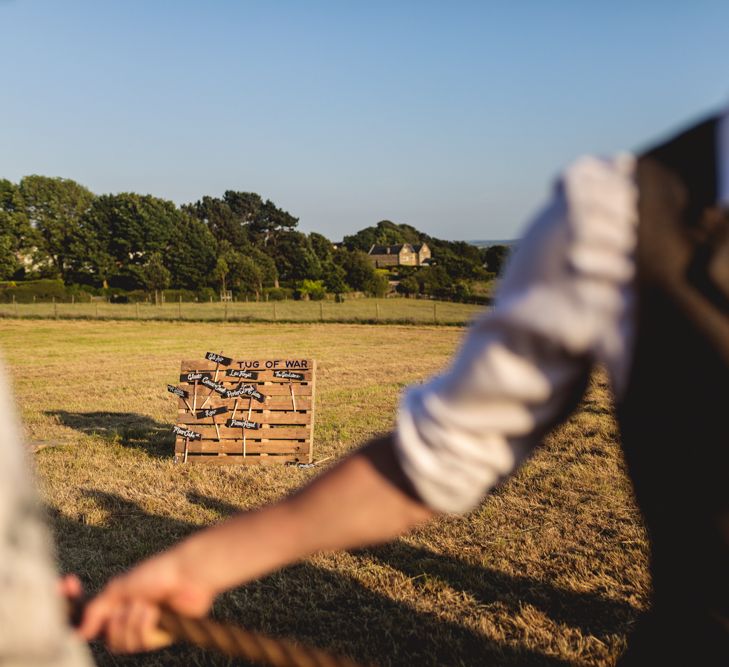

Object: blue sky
[1,1,727,241]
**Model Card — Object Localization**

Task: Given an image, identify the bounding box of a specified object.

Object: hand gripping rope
[69,597,367,667]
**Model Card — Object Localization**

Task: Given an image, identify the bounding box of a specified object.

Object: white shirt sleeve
[394,154,638,514]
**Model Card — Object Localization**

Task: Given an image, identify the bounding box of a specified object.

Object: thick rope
[69,598,366,667]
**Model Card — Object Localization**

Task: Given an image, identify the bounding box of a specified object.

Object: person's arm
[79,435,433,653]
[393,154,638,513]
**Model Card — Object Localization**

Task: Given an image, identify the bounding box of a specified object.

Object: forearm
[173,434,433,595]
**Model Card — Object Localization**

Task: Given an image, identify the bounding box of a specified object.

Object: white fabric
[0,363,92,666]
[395,106,729,514]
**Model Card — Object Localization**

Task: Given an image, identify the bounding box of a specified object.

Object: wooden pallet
[172,357,315,465]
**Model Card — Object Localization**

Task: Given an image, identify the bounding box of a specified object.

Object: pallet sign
[171,355,315,465]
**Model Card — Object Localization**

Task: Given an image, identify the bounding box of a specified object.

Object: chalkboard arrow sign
[167,384,190,399]
[180,371,213,384]
[226,368,260,380]
[273,370,305,381]
[196,406,228,419]
[201,376,227,394]
[205,352,233,366]
[172,425,202,440]
[225,384,265,402]
[226,418,261,430]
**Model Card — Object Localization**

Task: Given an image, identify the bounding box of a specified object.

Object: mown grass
[0,320,650,666]
[0,298,483,326]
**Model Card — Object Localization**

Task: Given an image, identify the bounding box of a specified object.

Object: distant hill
[468,239,517,248]
[341,220,509,280]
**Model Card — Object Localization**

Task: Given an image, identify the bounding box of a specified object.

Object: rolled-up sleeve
[394,155,638,514]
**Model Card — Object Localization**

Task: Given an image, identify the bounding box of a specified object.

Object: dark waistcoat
[617,115,729,663]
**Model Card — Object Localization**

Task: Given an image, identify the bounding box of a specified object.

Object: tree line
[0,176,509,302]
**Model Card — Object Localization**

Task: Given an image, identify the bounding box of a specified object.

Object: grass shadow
[186,491,243,517]
[359,542,641,640]
[49,490,576,666]
[46,410,172,458]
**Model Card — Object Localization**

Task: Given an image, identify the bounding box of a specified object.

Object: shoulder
[512,153,638,282]
[552,153,638,284]
[491,153,638,354]
[500,153,638,290]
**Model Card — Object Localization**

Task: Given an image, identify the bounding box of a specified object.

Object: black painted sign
[205,352,233,366]
[226,368,259,380]
[173,425,202,440]
[273,370,305,381]
[196,406,228,419]
[201,376,227,395]
[219,359,309,369]
[226,418,261,430]
[167,384,189,399]
[225,384,265,402]
[179,371,213,383]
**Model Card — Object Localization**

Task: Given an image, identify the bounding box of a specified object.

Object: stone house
[367,242,431,268]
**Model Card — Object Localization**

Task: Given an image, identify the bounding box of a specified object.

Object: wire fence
[0,298,486,326]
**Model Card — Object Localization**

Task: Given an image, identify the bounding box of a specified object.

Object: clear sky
[1,1,727,241]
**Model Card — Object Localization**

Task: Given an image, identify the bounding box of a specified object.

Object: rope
[158,608,364,667]
[69,597,367,667]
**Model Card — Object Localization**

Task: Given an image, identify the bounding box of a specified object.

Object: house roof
[369,243,414,255]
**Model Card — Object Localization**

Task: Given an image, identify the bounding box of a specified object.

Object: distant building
[412,243,431,265]
[367,242,431,268]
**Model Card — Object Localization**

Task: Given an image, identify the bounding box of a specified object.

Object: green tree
[451,280,472,302]
[365,270,390,297]
[271,231,321,284]
[309,232,333,262]
[0,179,32,279]
[227,254,263,299]
[165,215,217,290]
[249,247,278,288]
[397,274,419,297]
[296,279,326,301]
[185,191,299,288]
[343,220,419,251]
[321,260,347,294]
[184,193,257,248]
[213,257,229,295]
[143,252,171,304]
[249,198,299,247]
[485,244,510,275]
[19,175,94,281]
[73,193,181,289]
[0,236,16,280]
[335,249,376,291]
[419,265,453,297]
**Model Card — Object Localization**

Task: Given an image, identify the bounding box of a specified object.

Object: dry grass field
[0,319,650,666]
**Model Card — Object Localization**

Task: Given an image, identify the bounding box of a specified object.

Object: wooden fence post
[376,301,380,321]
[319,301,323,322]
[433,301,437,324]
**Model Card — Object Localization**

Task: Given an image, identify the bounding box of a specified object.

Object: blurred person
[0,362,91,666]
[78,106,729,665]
